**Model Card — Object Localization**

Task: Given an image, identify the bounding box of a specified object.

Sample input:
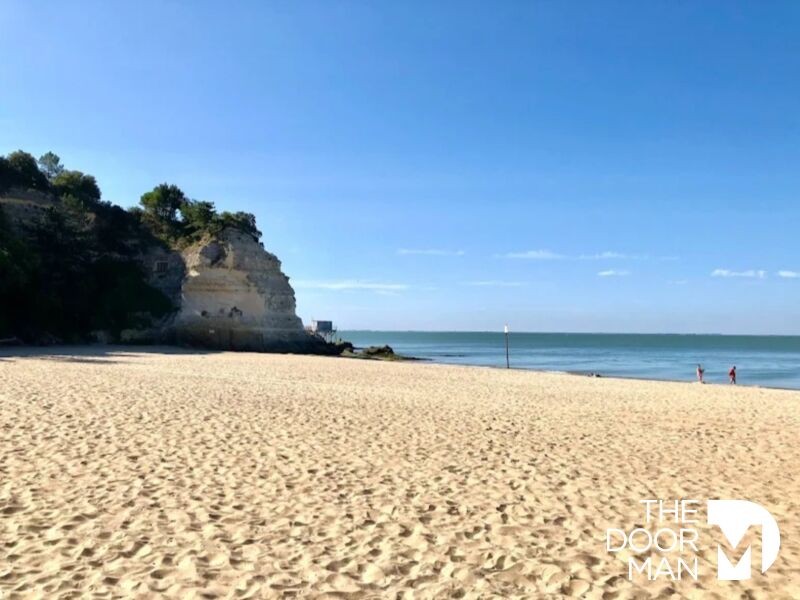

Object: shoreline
[433,360,800,393]
[3,343,799,392]
[340,344,800,392]
[341,331,800,391]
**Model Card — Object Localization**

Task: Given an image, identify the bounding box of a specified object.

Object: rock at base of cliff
[173,327,341,354]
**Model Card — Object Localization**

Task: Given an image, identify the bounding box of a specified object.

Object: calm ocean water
[339,331,800,390]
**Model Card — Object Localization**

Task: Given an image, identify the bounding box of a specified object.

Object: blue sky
[2,1,799,333]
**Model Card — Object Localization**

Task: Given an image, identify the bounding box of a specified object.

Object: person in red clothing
[729,365,737,384]
[696,364,705,383]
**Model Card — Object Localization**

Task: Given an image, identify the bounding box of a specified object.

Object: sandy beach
[1,347,798,599]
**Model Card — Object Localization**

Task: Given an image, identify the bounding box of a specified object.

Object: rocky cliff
[1,149,336,353]
[168,229,321,352]
[1,188,329,352]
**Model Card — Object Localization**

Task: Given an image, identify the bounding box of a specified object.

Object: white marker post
[504,324,510,369]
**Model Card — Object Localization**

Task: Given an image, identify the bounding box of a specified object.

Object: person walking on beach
[696,364,705,383]
[729,365,737,385]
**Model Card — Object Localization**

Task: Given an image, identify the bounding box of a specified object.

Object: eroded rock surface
[172,229,313,351]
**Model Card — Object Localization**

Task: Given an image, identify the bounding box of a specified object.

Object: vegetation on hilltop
[0,149,262,343]
[134,182,261,246]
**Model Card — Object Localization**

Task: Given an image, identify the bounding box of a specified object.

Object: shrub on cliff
[139,183,186,240]
[52,170,101,207]
[38,152,65,180]
[213,210,261,240]
[89,257,174,333]
[0,205,38,337]
[0,157,12,193]
[180,199,216,237]
[138,183,262,244]
[0,150,51,193]
[0,203,172,341]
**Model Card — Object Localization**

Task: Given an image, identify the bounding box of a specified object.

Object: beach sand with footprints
[1,347,799,598]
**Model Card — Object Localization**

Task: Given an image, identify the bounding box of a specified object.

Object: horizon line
[334,329,800,337]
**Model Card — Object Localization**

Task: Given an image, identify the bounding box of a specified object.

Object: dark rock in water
[301,335,350,356]
[339,343,417,361]
[334,341,355,354]
[362,345,396,357]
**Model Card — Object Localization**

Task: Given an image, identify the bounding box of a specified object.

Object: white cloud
[579,251,636,260]
[499,249,675,261]
[778,270,800,279]
[293,280,409,292]
[598,270,630,277]
[711,269,766,279]
[398,248,465,256]
[499,249,565,260]
[462,280,526,287]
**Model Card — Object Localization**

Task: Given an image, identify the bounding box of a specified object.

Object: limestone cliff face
[171,229,310,351]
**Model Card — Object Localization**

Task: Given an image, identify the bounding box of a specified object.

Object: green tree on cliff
[138,183,262,243]
[181,201,261,241]
[53,170,102,207]
[3,150,50,191]
[139,183,187,240]
[0,157,12,193]
[38,152,65,180]
[180,199,216,239]
[214,210,261,240]
[0,206,37,337]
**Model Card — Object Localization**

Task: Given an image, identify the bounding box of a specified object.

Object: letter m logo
[707,500,781,580]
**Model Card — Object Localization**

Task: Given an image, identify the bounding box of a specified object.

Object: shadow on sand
[0,345,220,364]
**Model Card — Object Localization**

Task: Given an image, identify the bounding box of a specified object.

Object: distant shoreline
[392,356,800,393]
[342,329,800,338]
[340,330,800,391]
[3,343,799,393]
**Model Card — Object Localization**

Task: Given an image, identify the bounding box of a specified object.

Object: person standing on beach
[696,364,705,383]
[729,366,737,384]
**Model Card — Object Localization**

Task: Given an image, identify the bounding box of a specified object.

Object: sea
[339,331,800,390]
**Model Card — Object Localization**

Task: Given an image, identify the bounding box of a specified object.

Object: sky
[2,1,799,333]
